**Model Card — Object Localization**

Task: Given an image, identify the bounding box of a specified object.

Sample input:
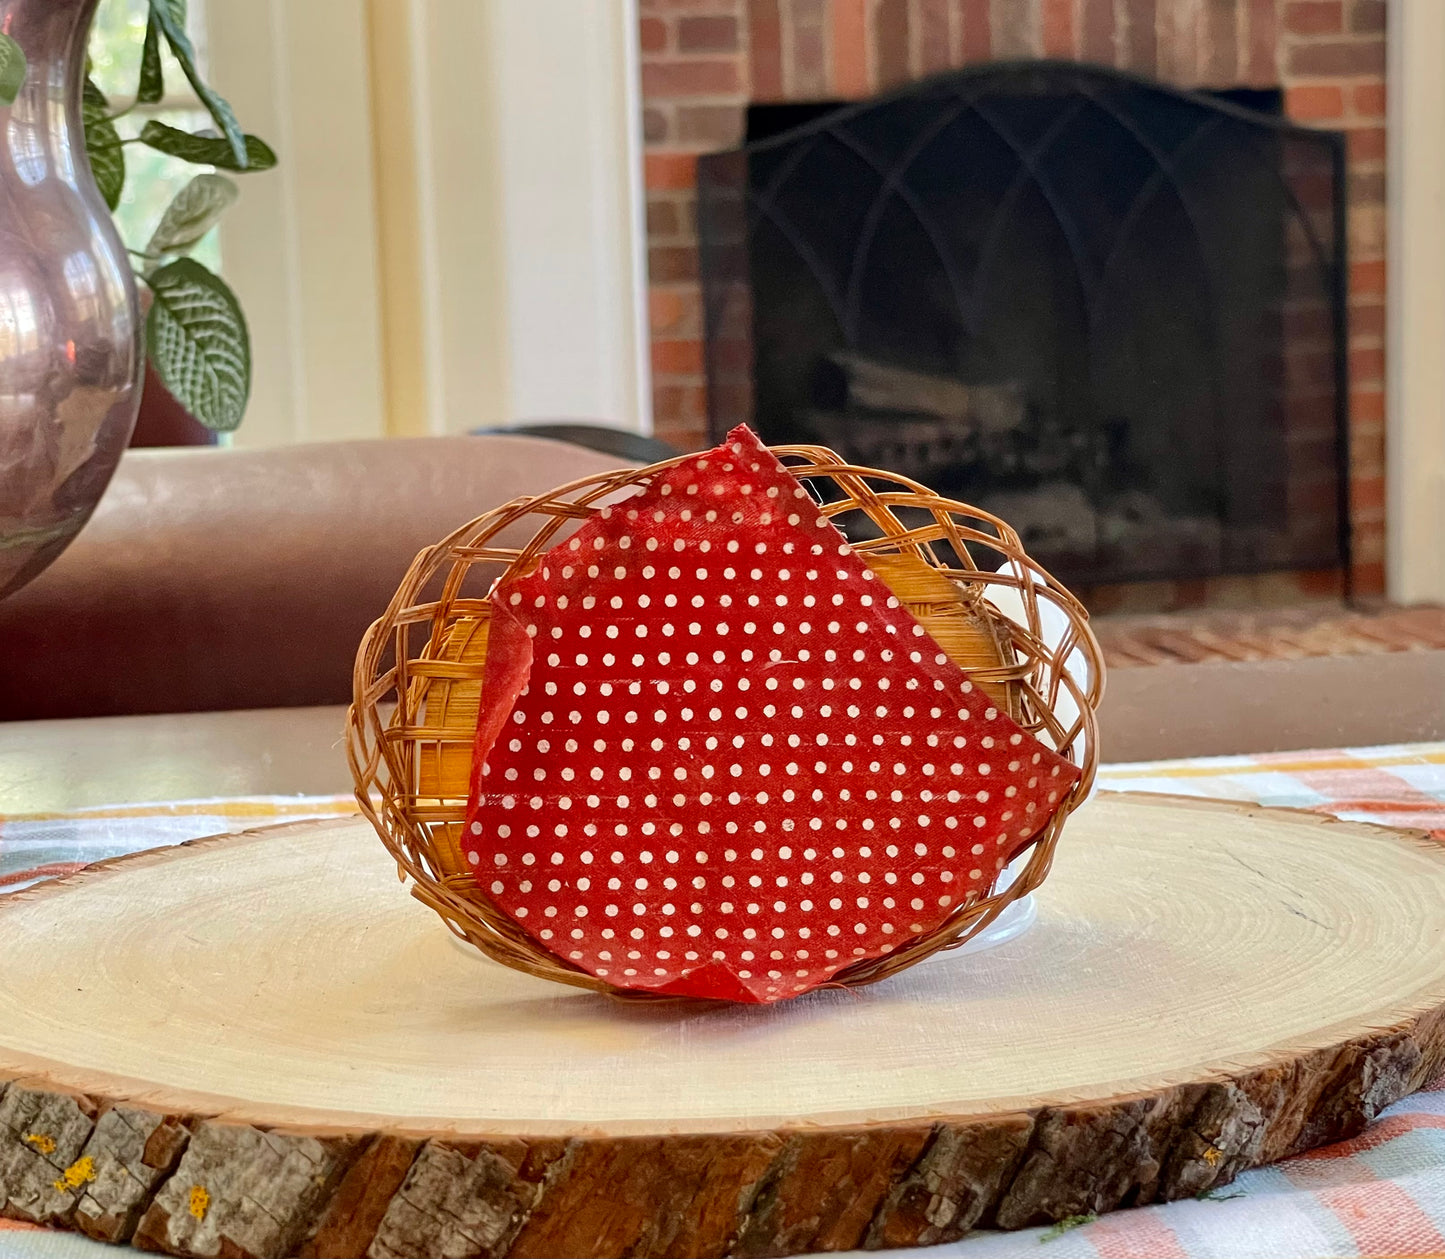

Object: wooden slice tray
[3,793,1445,1258]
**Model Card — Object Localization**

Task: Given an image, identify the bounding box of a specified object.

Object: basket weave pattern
[348,444,1104,996]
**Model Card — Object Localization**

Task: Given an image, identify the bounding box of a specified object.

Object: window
[87,0,220,272]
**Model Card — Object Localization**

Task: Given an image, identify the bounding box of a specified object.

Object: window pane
[87,2,221,271]
[114,107,222,271]
[88,0,208,104]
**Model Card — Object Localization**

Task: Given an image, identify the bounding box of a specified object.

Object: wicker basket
[347,442,1104,997]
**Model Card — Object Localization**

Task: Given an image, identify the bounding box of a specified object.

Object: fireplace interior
[697,62,1348,591]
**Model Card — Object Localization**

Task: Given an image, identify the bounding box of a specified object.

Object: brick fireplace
[639,0,1387,606]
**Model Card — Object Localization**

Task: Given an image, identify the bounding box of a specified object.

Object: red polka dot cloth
[462,426,1081,1002]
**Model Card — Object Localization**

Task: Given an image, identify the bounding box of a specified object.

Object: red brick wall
[640,0,1387,600]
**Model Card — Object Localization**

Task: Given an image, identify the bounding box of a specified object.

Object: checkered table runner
[3,742,1444,1258]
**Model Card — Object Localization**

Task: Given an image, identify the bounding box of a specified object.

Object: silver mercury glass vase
[0,0,142,599]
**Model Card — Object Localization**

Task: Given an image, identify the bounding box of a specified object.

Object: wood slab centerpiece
[3,432,1444,1258]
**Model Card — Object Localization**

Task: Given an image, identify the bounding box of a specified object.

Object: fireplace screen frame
[696,60,1350,591]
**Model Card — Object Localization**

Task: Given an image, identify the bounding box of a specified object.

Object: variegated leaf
[81,78,124,211]
[139,121,276,172]
[137,9,164,104]
[146,174,238,259]
[147,259,251,432]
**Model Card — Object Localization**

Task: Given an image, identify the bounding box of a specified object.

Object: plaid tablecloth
[2,742,1444,1259]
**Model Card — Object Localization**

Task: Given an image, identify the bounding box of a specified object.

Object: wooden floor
[1095,602,1445,669]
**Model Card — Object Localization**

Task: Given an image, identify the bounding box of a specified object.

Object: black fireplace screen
[697,61,1349,588]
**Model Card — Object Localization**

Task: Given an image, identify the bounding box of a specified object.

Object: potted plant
[2,1,274,438]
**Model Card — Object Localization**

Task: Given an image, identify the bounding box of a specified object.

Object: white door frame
[1387,0,1445,601]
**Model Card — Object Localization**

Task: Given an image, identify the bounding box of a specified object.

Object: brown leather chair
[0,434,633,719]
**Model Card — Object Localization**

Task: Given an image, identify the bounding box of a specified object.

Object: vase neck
[1,0,102,118]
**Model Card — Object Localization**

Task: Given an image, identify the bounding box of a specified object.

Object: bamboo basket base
[3,792,1445,1258]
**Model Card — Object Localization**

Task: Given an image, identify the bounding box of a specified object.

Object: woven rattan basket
[348,442,1104,997]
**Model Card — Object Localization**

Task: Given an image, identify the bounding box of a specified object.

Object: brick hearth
[1096,600,1445,667]
[639,0,1388,600]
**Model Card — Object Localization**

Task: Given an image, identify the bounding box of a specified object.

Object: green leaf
[147,0,247,168]
[141,0,187,102]
[138,120,276,171]
[137,10,164,104]
[81,78,125,211]
[1039,1214,1096,1243]
[0,32,27,108]
[146,258,251,432]
[145,174,238,259]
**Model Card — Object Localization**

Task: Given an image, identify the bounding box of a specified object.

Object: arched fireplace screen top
[697,60,1349,590]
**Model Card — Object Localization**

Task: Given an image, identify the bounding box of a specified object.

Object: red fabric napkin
[463,426,1080,1002]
